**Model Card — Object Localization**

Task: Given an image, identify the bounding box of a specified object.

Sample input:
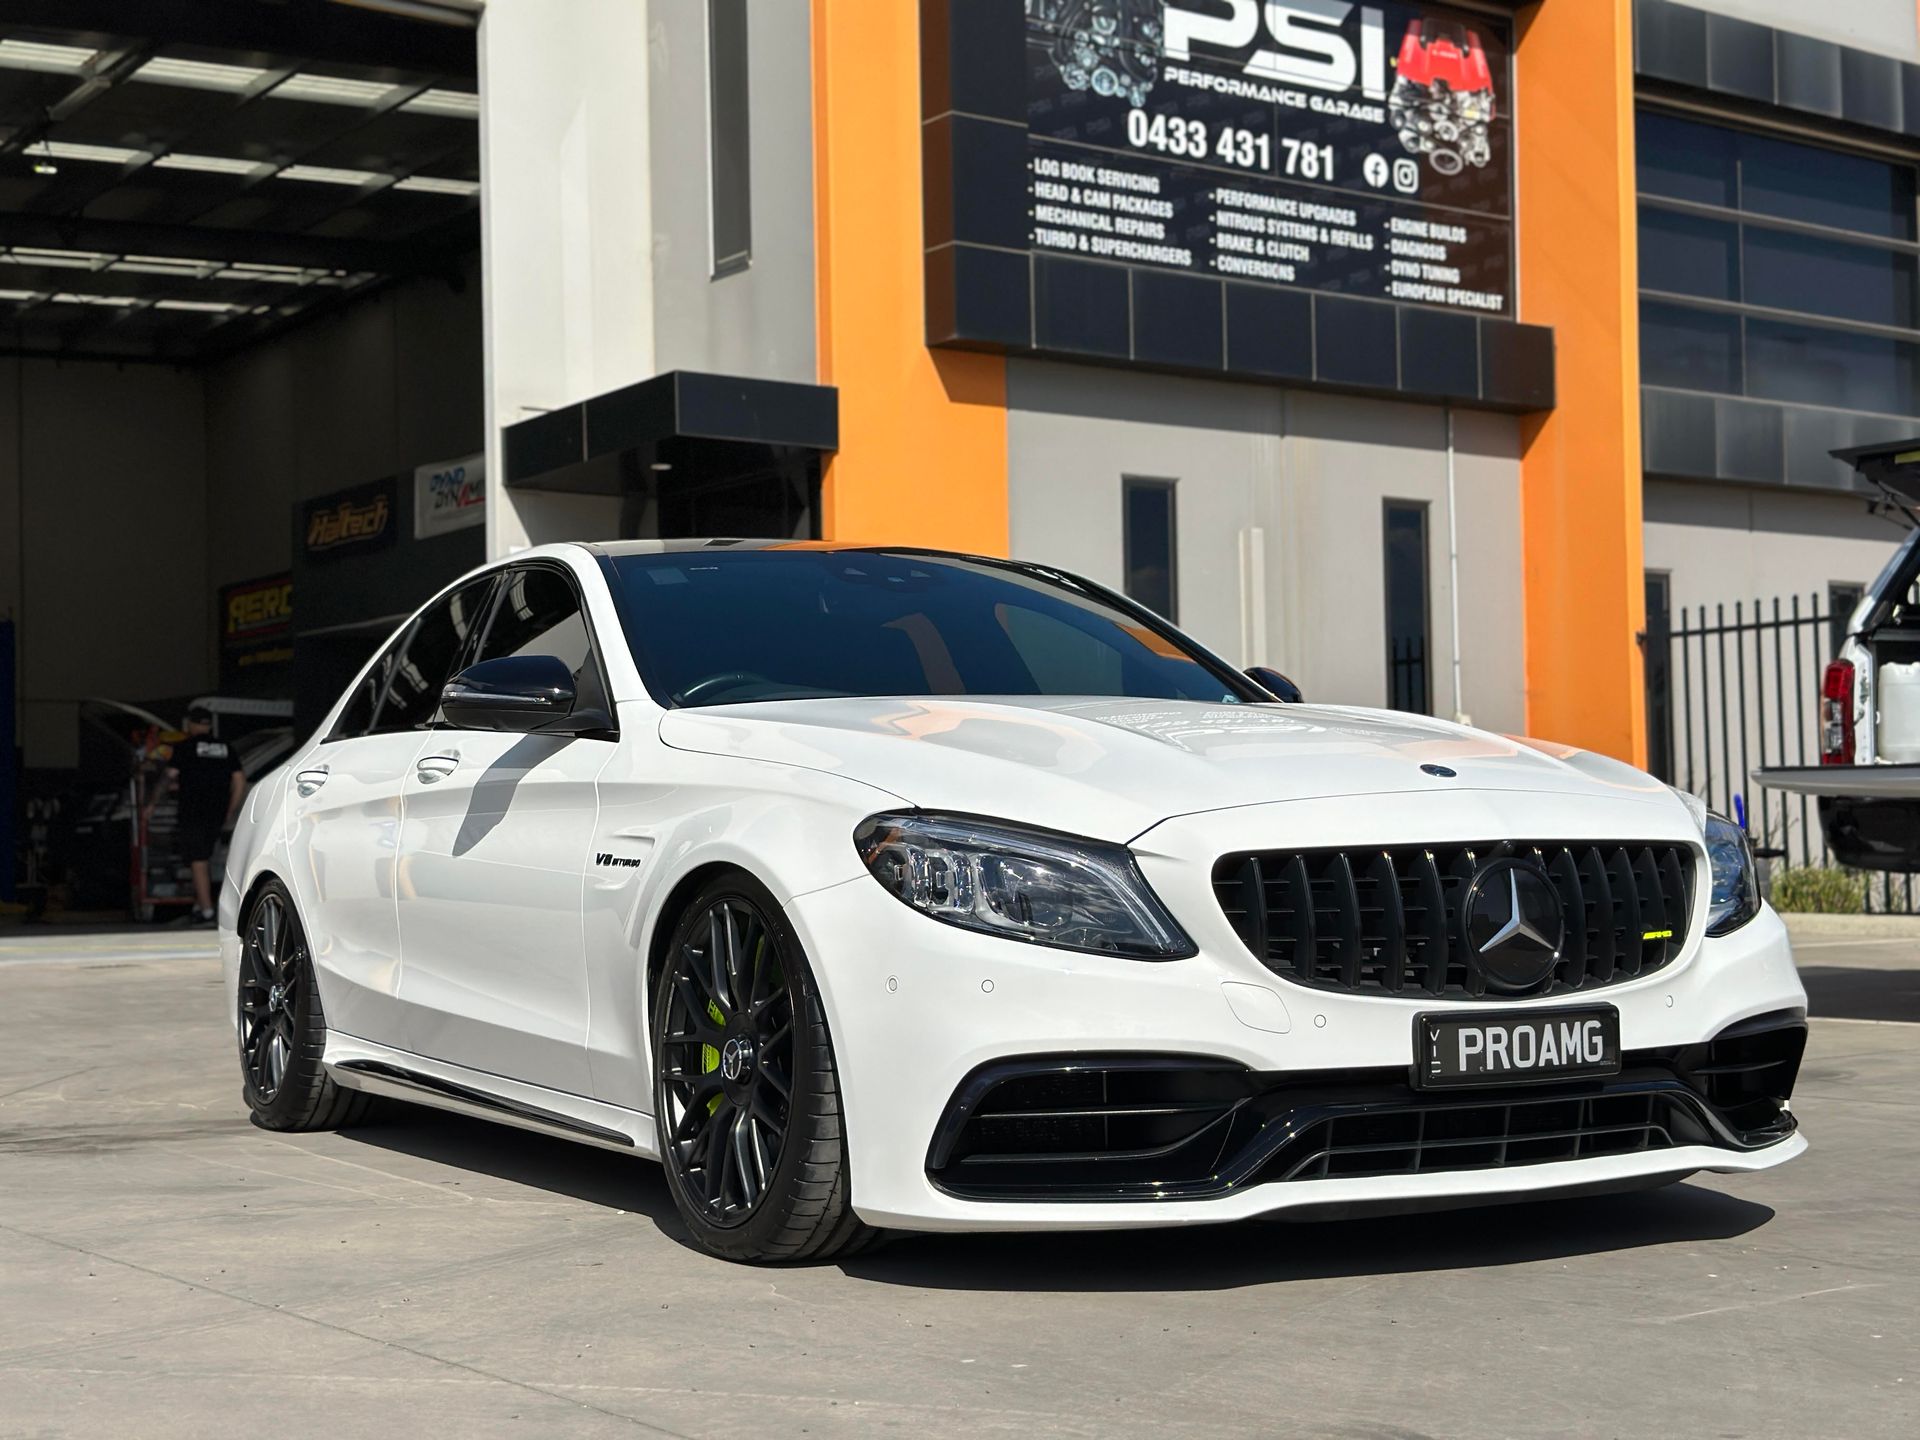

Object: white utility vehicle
[1758,439,1920,870]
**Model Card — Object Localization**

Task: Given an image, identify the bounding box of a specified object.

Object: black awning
[502,370,837,494]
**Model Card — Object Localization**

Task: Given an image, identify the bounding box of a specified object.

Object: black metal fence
[1647,593,1918,912]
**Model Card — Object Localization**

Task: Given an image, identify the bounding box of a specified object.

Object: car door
[394,561,616,1097]
[285,572,498,1048]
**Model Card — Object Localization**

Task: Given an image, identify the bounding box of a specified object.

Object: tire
[651,872,875,1263]
[238,879,372,1132]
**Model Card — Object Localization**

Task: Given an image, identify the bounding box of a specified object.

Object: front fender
[580,736,905,1111]
[217,759,297,1034]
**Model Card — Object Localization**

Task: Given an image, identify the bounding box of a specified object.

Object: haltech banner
[301,477,397,560]
[219,572,293,685]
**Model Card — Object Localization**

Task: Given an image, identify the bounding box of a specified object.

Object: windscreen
[602,550,1254,707]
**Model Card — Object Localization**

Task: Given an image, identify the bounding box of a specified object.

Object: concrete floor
[1,928,1914,1439]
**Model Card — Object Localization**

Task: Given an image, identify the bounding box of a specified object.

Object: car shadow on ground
[1800,965,1920,1022]
[342,1099,1775,1289]
[340,1102,686,1225]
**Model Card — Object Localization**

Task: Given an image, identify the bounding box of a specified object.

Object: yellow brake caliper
[702,999,726,1114]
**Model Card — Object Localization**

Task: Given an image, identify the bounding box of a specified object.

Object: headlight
[853,812,1195,959]
[1704,811,1760,935]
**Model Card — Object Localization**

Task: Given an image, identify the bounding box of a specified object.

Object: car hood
[658,696,1676,843]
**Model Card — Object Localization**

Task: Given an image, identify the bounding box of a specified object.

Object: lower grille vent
[926,1018,1804,1203]
[1262,1091,1694,1182]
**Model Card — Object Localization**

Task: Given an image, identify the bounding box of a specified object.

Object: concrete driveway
[1,926,1914,1439]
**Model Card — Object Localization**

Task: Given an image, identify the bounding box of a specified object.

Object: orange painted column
[1514,0,1646,764]
[811,0,1009,553]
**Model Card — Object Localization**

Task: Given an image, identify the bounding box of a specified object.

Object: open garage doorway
[0,0,483,922]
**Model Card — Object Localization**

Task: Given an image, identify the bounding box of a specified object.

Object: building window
[1122,477,1177,622]
[1830,581,1865,654]
[1383,501,1430,715]
[707,0,752,278]
[1636,108,1920,417]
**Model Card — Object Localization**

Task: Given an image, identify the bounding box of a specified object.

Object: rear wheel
[238,879,370,1132]
[652,874,874,1263]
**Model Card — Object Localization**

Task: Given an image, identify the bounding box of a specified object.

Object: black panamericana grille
[1213,842,1697,1000]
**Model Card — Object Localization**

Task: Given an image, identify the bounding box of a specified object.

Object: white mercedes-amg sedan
[220,542,1808,1263]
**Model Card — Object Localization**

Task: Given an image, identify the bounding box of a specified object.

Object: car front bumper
[785,825,1808,1232]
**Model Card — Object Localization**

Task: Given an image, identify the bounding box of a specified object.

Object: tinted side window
[371,575,498,735]
[471,566,610,714]
[331,646,396,740]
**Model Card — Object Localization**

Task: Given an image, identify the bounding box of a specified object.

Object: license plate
[1414,1006,1621,1090]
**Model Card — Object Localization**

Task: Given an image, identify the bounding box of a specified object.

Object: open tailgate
[1754,764,1920,798]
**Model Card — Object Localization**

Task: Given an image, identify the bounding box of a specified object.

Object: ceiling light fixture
[392,175,480,196]
[277,164,380,186]
[40,140,143,165]
[402,88,480,119]
[51,291,137,307]
[154,152,268,177]
[132,56,268,92]
[273,73,399,106]
[113,256,217,278]
[0,39,98,74]
[2,247,113,269]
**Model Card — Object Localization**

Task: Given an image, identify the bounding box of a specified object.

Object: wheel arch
[236,867,284,928]
[643,860,762,1031]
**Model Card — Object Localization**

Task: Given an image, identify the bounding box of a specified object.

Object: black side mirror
[1246,666,1303,704]
[442,655,577,732]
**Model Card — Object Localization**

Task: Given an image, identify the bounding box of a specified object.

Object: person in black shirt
[144,706,247,926]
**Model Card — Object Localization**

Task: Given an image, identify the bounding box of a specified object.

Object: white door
[395,564,615,1097]
[284,730,426,1047]
[287,572,498,1049]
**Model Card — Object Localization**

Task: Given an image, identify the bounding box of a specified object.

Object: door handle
[293,767,329,796]
[416,754,460,782]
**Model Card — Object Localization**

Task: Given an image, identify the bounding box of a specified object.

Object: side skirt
[323,1033,660,1161]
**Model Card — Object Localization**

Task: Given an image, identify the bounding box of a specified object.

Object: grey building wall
[1005,361,1527,736]
[1643,478,1897,619]
[1672,0,1919,60]
[0,359,209,769]
[647,0,816,384]
[0,265,483,770]
[204,257,485,585]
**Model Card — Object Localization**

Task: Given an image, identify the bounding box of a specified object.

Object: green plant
[1769,866,1867,914]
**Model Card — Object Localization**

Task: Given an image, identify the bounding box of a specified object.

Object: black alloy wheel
[652,873,877,1262]
[240,888,301,1101]
[657,895,794,1224]
[237,878,371,1132]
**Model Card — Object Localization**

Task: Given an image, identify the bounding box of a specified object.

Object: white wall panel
[479,0,657,555]
[648,0,816,384]
[1643,479,1896,621]
[1006,361,1526,733]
